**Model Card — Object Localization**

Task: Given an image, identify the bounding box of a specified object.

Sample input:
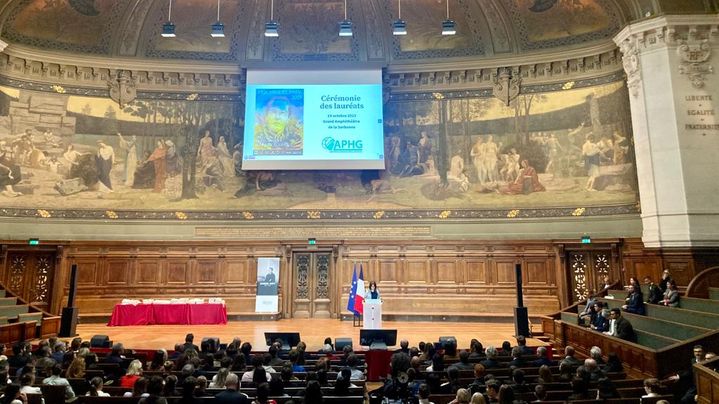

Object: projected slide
[243,70,385,170]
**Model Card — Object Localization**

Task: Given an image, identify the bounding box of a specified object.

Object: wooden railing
[695,355,719,404]
[686,265,719,299]
[0,280,61,340]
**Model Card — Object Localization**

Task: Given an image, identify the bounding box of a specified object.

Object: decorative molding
[492,67,520,106]
[0,38,7,53]
[107,70,137,107]
[677,40,713,89]
[613,15,719,93]
[0,204,639,222]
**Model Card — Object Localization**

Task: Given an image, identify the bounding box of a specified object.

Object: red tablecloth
[365,350,394,381]
[108,303,227,326]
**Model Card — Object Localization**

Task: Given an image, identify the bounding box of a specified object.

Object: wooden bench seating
[0,297,18,306]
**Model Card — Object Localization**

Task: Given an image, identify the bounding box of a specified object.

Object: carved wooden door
[567,250,612,303]
[291,252,332,318]
[4,251,55,310]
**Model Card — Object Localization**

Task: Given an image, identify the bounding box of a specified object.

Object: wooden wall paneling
[495,260,517,285]
[466,259,487,284]
[194,259,218,284]
[167,259,192,284]
[436,259,456,285]
[74,259,100,286]
[405,259,429,284]
[225,259,250,284]
[106,259,131,286]
[379,259,398,284]
[136,260,162,285]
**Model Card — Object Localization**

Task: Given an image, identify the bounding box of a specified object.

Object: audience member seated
[537,365,553,384]
[497,384,515,403]
[622,284,646,315]
[440,367,461,394]
[214,373,248,404]
[182,334,200,353]
[568,376,590,400]
[484,379,500,403]
[396,339,410,355]
[602,352,624,373]
[530,346,553,367]
[42,364,75,401]
[468,339,484,361]
[333,368,357,396]
[591,308,610,332]
[450,350,474,372]
[584,358,604,381]
[605,308,637,342]
[1,384,26,404]
[509,368,530,395]
[427,353,444,372]
[268,345,285,367]
[303,380,323,404]
[641,377,662,401]
[124,377,149,398]
[65,356,85,379]
[467,364,486,394]
[589,346,605,366]
[533,384,547,402]
[659,270,672,293]
[480,346,500,369]
[645,276,663,304]
[448,388,471,404]
[345,354,365,380]
[86,377,110,397]
[662,280,680,307]
[417,383,434,404]
[499,341,512,356]
[176,376,198,404]
[120,359,143,388]
[507,346,526,368]
[288,349,305,373]
[251,382,276,404]
[443,340,459,362]
[560,346,582,371]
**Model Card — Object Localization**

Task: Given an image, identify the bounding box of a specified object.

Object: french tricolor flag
[353,265,365,315]
[347,265,359,316]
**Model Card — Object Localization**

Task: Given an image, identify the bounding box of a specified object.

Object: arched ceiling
[0,0,710,64]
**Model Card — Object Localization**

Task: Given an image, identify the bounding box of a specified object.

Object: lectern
[364,299,382,329]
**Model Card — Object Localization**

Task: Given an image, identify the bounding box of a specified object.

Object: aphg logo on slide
[322,137,363,153]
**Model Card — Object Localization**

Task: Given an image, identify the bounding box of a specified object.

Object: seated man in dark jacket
[622,284,646,315]
[214,373,248,404]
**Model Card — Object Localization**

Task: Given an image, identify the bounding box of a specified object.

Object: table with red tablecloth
[108,302,227,326]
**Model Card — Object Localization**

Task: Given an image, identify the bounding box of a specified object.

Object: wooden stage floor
[75,319,547,351]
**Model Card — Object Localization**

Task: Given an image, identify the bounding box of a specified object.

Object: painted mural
[5,0,127,48]
[0,79,637,213]
[515,0,613,43]
[277,0,352,55]
[395,0,474,52]
[153,0,240,54]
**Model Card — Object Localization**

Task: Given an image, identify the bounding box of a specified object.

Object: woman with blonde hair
[449,388,471,404]
[470,392,486,404]
[209,368,229,388]
[120,359,143,388]
[65,357,86,379]
[537,364,553,384]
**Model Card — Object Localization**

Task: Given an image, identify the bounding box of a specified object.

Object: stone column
[614,15,719,248]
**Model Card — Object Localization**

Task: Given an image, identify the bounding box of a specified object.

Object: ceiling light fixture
[339,0,353,37]
[161,0,176,37]
[211,0,225,37]
[265,0,279,37]
[441,0,456,36]
[392,0,407,36]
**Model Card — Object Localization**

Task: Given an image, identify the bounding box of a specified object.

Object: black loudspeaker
[515,263,524,308]
[201,337,220,353]
[67,264,78,307]
[335,337,353,352]
[91,335,111,348]
[438,336,456,348]
[59,307,78,337]
[514,307,530,338]
[514,263,529,337]
[59,265,79,337]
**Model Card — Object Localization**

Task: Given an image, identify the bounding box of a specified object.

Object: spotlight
[392,19,407,36]
[161,0,175,38]
[211,22,225,37]
[264,21,279,37]
[441,19,456,35]
[339,19,353,37]
[162,22,176,38]
[211,0,224,37]
[265,0,279,37]
[441,0,456,36]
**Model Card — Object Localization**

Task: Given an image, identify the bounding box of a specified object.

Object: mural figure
[116,132,138,186]
[502,159,545,194]
[147,140,167,193]
[95,140,114,192]
[470,137,485,185]
[0,141,22,197]
[581,133,601,191]
[197,130,216,166]
[483,135,501,183]
[216,136,234,177]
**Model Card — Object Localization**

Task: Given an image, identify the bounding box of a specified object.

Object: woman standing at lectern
[368,281,380,300]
